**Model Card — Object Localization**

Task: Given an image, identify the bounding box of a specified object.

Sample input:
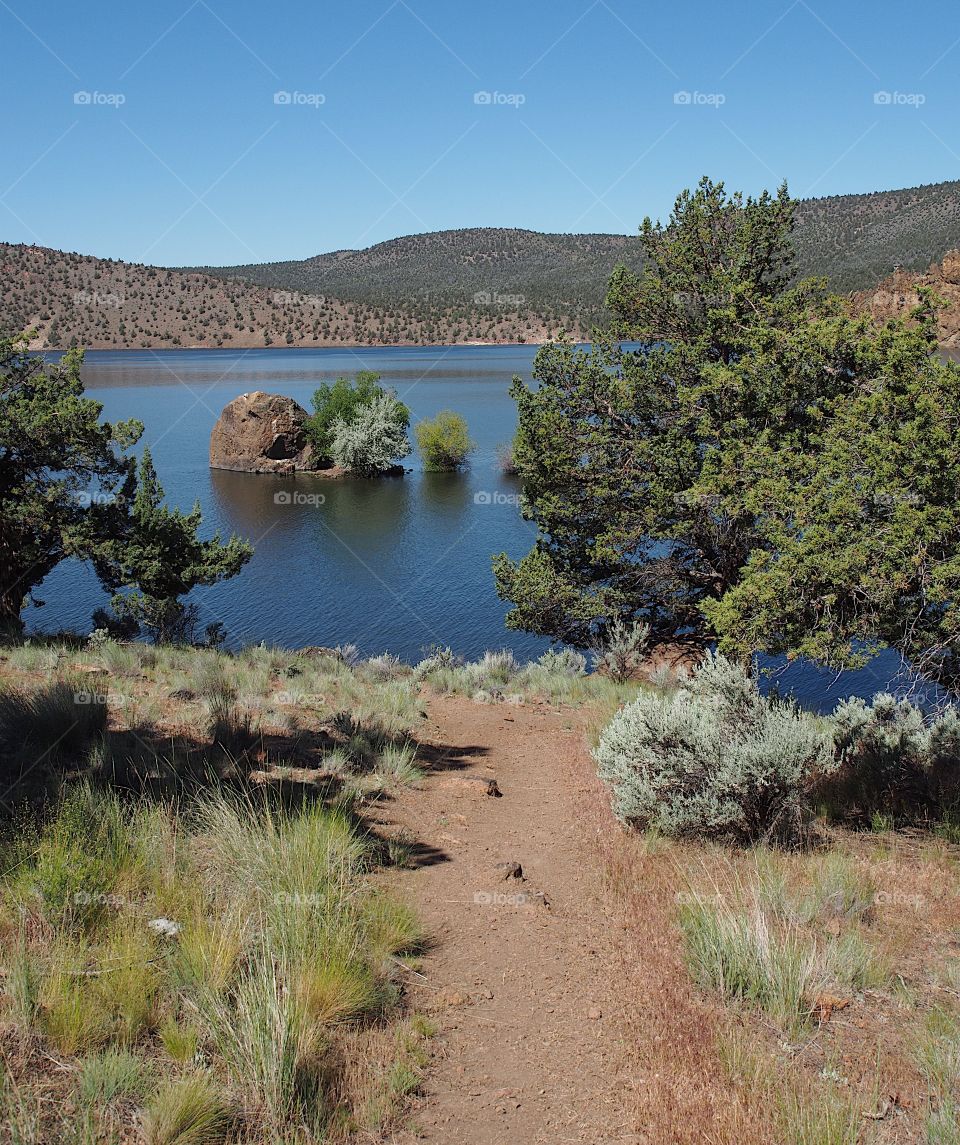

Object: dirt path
[379,695,639,1144]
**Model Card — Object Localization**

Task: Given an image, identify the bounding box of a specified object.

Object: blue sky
[1,0,957,265]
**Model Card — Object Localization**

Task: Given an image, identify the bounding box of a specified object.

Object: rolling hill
[4,178,960,350]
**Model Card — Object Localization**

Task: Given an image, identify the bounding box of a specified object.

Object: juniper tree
[0,334,141,632]
[93,447,252,643]
[494,177,960,691]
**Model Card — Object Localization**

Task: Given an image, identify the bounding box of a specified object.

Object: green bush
[593,653,834,842]
[330,392,411,477]
[829,693,960,820]
[306,372,409,467]
[414,410,474,471]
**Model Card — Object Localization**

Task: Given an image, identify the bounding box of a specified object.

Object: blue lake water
[29,344,916,713]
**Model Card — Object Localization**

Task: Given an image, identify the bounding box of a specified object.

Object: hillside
[793,179,960,291]
[5,178,960,350]
[192,228,648,333]
[855,248,960,348]
[200,179,960,323]
[0,243,558,350]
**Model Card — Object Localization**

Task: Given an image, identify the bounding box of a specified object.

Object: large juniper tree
[494,177,960,690]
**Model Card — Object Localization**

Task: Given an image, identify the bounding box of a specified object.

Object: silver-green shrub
[537,648,587,677]
[593,652,834,842]
[330,393,411,476]
[830,693,960,816]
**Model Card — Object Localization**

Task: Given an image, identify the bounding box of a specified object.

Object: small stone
[495,861,524,881]
[587,1006,602,1020]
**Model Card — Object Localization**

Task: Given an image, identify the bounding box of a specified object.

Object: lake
[30,344,916,713]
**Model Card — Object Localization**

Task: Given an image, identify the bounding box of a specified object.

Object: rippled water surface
[29,344,922,711]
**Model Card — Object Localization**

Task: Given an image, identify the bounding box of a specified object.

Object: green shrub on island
[305,371,410,469]
[329,392,412,477]
[593,652,835,843]
[415,410,475,472]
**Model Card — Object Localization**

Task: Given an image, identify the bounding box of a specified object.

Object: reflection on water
[27,345,957,712]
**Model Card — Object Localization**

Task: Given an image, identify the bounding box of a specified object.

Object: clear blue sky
[1,0,957,266]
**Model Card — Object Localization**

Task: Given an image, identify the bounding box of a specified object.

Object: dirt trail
[381,695,639,1144]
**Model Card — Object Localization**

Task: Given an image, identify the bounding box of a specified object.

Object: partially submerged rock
[209,391,315,473]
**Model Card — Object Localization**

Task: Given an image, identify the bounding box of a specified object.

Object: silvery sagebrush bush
[593,651,834,843]
[330,393,411,476]
[537,648,587,677]
[830,692,960,814]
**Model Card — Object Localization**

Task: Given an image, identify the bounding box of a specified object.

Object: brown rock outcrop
[209,391,314,473]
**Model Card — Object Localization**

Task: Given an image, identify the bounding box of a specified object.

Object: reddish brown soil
[379,695,640,1144]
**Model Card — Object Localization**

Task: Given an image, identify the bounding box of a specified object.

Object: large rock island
[209,391,315,473]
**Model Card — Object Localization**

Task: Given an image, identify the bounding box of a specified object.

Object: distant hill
[793,179,960,291]
[191,229,647,333]
[1,244,554,350]
[192,179,960,332]
[5,178,960,350]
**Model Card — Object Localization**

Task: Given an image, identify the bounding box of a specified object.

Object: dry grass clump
[0,781,425,1142]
